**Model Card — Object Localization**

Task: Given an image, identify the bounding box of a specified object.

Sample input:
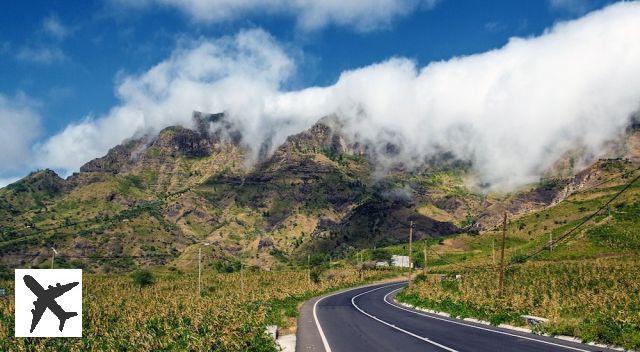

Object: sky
[1,0,637,190]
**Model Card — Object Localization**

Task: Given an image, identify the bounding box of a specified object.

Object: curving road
[296,282,616,352]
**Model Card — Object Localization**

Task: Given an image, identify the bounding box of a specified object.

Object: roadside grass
[397,257,640,349]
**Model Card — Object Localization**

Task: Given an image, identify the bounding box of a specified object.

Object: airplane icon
[23,275,79,333]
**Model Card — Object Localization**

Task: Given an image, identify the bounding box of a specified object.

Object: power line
[564,165,640,197]
[423,240,493,272]
[514,170,640,264]
[423,164,639,271]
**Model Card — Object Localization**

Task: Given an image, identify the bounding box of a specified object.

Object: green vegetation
[0,120,638,349]
[370,248,392,264]
[399,258,640,349]
[0,267,400,351]
[392,166,640,349]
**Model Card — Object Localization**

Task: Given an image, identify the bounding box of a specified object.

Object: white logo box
[14,269,82,337]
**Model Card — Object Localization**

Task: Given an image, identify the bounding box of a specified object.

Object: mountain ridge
[1,111,638,271]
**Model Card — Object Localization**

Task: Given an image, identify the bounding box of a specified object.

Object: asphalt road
[296,281,617,352]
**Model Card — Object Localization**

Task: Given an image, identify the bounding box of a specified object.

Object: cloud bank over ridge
[10,1,640,190]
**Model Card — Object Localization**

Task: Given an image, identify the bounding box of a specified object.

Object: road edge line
[312,294,333,352]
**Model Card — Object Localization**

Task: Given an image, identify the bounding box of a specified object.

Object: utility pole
[498,212,507,297]
[549,233,553,252]
[492,238,496,266]
[50,247,57,269]
[307,254,311,284]
[198,247,202,296]
[240,261,244,297]
[409,220,414,274]
[357,251,362,279]
[423,246,427,274]
[198,243,209,298]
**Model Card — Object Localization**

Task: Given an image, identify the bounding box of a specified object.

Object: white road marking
[351,283,459,352]
[383,287,593,352]
[313,292,335,352]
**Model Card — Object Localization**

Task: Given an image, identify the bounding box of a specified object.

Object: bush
[310,268,322,284]
[131,269,155,290]
[211,259,241,273]
[0,264,12,281]
[510,253,528,264]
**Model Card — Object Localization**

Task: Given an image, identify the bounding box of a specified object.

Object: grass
[398,258,640,349]
[0,267,400,351]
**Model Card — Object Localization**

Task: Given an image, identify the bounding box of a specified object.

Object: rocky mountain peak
[275,115,364,158]
[150,126,213,158]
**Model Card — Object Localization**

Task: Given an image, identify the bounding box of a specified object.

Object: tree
[131,269,155,291]
[371,249,392,264]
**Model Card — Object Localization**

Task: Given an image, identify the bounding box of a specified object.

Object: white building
[391,255,412,268]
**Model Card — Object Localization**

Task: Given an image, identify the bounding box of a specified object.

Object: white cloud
[42,15,71,40]
[112,0,439,31]
[36,29,296,171]
[30,1,640,190]
[16,45,67,64]
[0,93,42,176]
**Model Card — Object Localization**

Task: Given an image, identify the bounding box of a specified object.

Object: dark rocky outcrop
[149,126,212,158]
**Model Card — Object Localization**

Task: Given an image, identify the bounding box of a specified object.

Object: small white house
[391,255,412,268]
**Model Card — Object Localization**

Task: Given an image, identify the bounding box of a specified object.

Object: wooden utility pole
[240,261,244,297]
[492,238,496,266]
[50,247,57,269]
[423,246,427,274]
[198,247,202,296]
[307,254,311,284]
[198,242,210,297]
[409,220,414,273]
[498,212,507,297]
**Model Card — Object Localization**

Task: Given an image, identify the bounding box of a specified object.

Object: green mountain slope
[1,112,638,273]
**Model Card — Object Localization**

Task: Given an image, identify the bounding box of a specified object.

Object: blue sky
[0,0,612,134]
[1,0,635,188]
